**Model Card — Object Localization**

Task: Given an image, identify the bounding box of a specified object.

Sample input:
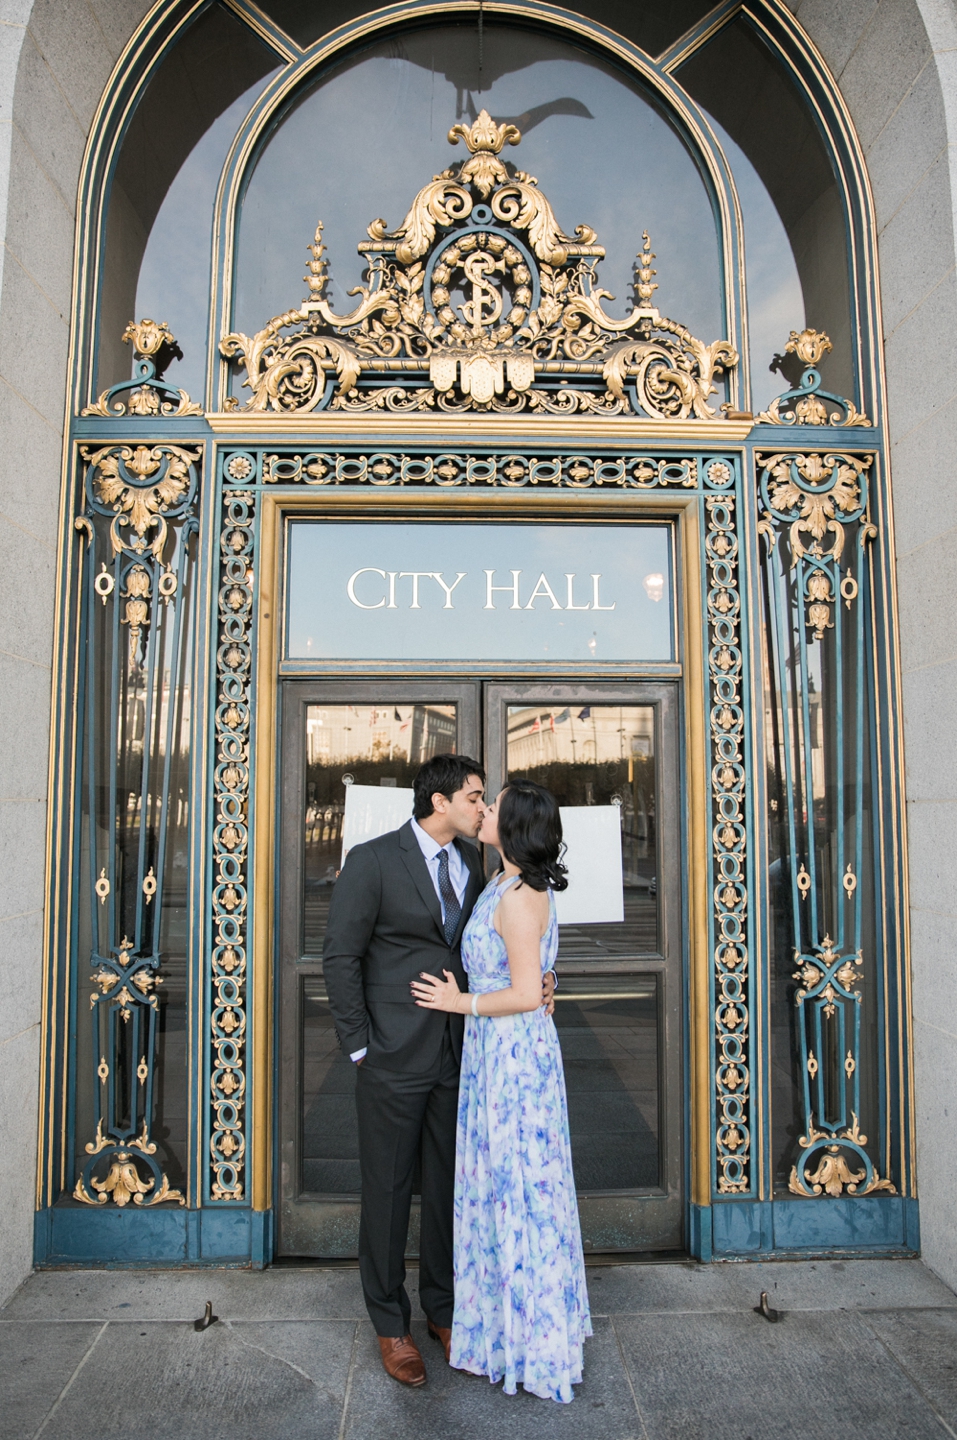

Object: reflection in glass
[302,978,358,1194]
[96,3,278,396]
[580,1,724,60]
[506,704,657,958]
[252,0,384,49]
[702,113,805,415]
[255,0,718,65]
[506,702,661,1192]
[300,701,456,1196]
[133,76,280,402]
[678,15,854,403]
[303,703,456,953]
[235,23,723,371]
[555,978,659,1190]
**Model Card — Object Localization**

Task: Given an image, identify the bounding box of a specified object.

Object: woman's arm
[410,883,549,1018]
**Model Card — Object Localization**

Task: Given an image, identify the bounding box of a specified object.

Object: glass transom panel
[286,520,674,663]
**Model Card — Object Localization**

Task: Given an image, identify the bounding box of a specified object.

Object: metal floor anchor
[194,1300,219,1331]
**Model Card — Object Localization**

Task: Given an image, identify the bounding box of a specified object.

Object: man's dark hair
[412,753,485,820]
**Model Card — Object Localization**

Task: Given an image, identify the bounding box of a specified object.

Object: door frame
[251,486,711,1245]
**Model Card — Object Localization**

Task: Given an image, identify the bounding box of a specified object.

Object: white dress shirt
[409,816,469,918]
[349,820,469,1062]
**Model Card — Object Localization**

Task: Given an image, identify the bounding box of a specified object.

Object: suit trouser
[355,1025,459,1336]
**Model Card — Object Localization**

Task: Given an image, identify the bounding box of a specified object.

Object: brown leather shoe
[377,1333,427,1387]
[427,1320,452,1362]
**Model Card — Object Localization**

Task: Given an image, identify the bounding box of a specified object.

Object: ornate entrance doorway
[40,0,915,1273]
[277,678,682,1257]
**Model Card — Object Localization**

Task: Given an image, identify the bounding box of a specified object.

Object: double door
[277,679,683,1256]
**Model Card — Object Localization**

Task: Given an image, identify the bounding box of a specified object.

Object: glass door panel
[505,703,658,959]
[555,976,660,1190]
[280,679,682,1257]
[278,681,479,1256]
[301,976,356,1194]
[487,682,682,1253]
[303,701,457,953]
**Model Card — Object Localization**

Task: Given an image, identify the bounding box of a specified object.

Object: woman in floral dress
[410,779,591,1403]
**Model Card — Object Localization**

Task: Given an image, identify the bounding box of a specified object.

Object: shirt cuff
[350,1047,367,1062]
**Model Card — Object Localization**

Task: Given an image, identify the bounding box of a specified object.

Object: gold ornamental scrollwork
[76,1151,184,1208]
[757,451,877,640]
[81,443,200,557]
[208,488,254,1200]
[704,479,752,1195]
[82,319,203,418]
[786,936,895,1199]
[221,111,738,417]
[756,329,871,428]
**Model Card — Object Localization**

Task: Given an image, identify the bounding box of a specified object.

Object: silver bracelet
[471,994,480,1017]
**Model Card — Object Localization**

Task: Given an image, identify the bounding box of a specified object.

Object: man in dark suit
[324,753,554,1387]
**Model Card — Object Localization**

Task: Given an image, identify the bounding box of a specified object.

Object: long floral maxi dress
[451,874,592,1403]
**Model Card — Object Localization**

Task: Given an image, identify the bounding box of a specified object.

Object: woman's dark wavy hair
[497,779,569,893]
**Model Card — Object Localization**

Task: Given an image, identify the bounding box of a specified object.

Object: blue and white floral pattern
[451,875,592,1404]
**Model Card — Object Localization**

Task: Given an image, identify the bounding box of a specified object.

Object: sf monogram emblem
[430,231,533,348]
[460,249,506,334]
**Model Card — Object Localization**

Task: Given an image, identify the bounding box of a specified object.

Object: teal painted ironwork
[757,330,872,429]
[757,447,895,1199]
[206,483,256,1201]
[81,320,204,420]
[701,463,755,1196]
[70,442,201,1208]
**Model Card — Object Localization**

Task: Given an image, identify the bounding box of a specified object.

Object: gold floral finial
[82,322,201,418]
[448,108,521,155]
[634,232,658,307]
[785,328,832,368]
[122,318,176,359]
[303,223,329,302]
[448,109,522,199]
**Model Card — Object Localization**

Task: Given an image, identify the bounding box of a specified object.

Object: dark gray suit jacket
[323,821,485,1073]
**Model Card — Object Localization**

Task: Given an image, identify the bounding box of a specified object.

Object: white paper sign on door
[554,806,624,925]
[341,785,414,866]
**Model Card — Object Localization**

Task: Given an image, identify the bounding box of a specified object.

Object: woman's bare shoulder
[499,879,549,923]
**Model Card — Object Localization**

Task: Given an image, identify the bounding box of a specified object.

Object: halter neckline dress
[451,873,592,1404]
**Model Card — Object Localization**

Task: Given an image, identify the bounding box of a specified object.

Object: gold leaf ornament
[123,318,174,357]
[219,108,737,417]
[786,327,833,367]
[82,319,202,417]
[84,444,199,557]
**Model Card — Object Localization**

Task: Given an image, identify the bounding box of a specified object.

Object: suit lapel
[398,821,445,939]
